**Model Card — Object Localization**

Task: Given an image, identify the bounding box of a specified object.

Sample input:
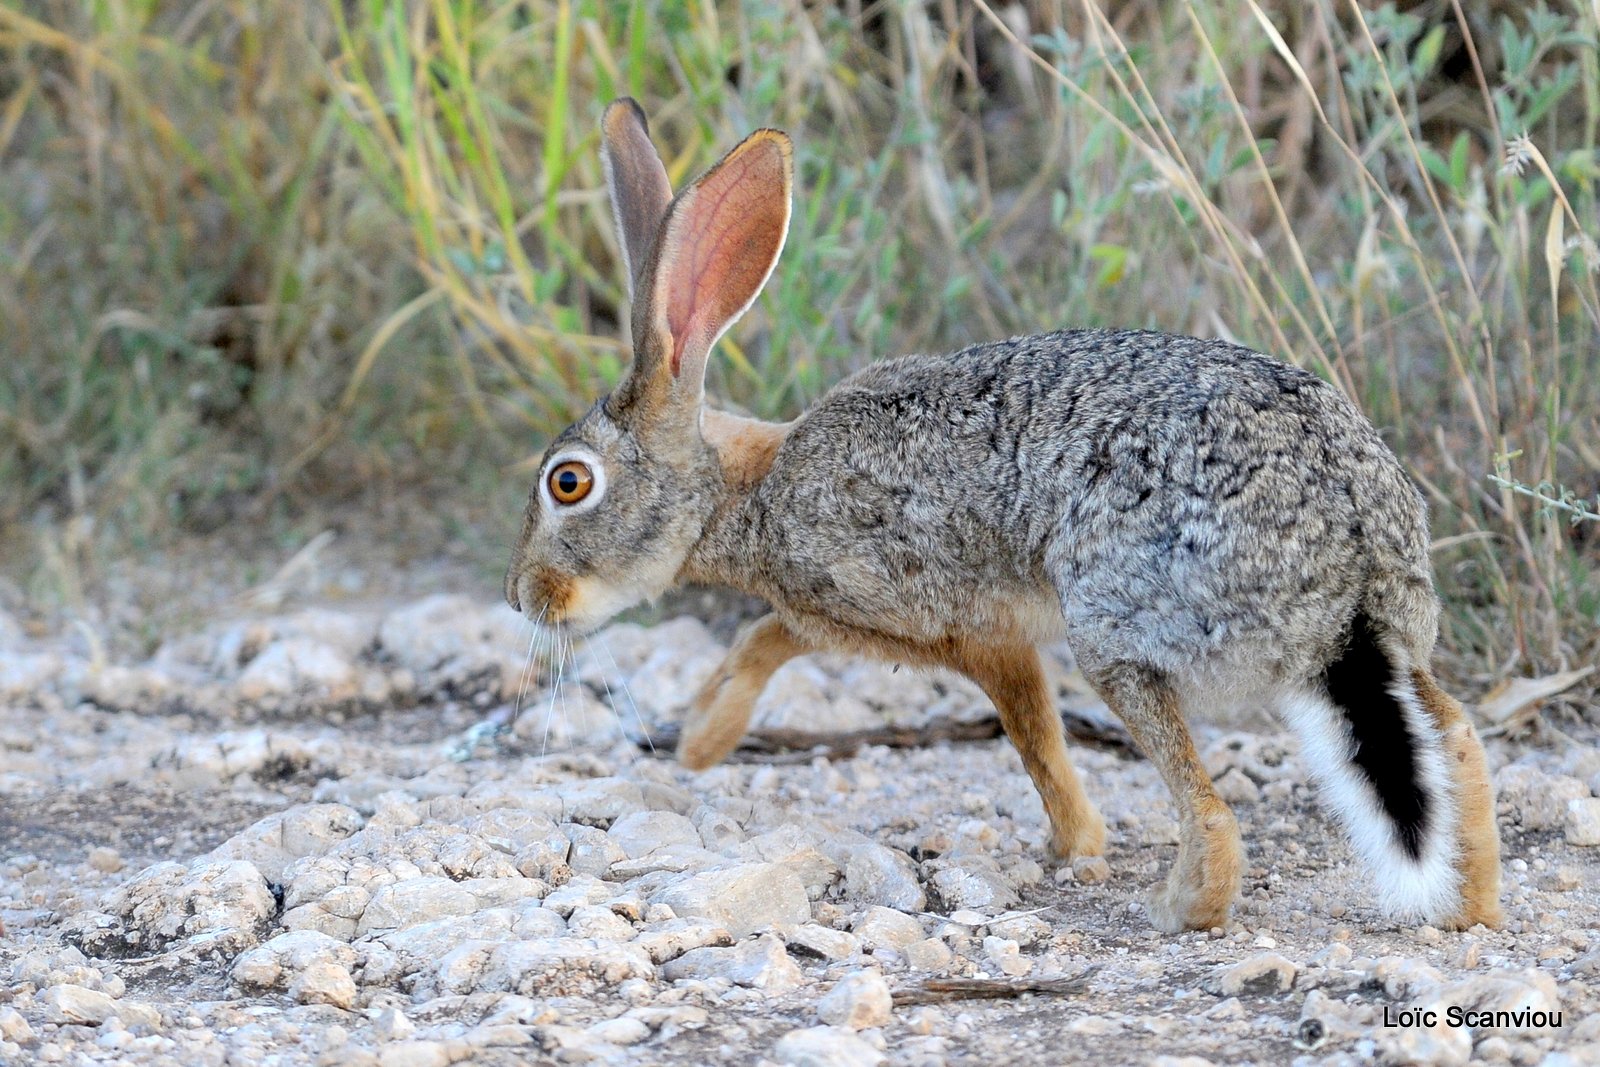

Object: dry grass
[1,0,1596,699]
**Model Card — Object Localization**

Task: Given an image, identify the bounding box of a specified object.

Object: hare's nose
[503,566,524,612]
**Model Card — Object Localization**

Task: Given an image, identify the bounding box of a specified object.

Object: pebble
[816,970,893,1029]
[1071,856,1112,884]
[773,1026,888,1067]
[652,864,811,939]
[87,847,124,874]
[287,960,358,1009]
[852,907,925,951]
[1564,797,1600,846]
[1203,953,1298,996]
[661,933,802,993]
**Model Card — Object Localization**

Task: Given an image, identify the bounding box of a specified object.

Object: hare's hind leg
[953,642,1107,860]
[679,614,810,770]
[1085,663,1242,932]
[1411,669,1503,929]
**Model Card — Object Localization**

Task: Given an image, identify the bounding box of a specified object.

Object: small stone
[1563,797,1600,846]
[378,1041,452,1067]
[88,847,124,874]
[652,864,811,939]
[817,970,892,1030]
[987,912,1051,948]
[1071,856,1111,884]
[0,1007,35,1043]
[373,1007,416,1041]
[1494,764,1590,831]
[607,810,701,859]
[287,960,357,1009]
[1213,768,1259,805]
[982,936,1032,977]
[587,1017,650,1046]
[1203,953,1298,996]
[660,933,802,993]
[784,923,861,961]
[905,938,954,972]
[773,1025,887,1067]
[852,907,924,952]
[39,985,120,1025]
[929,865,1017,910]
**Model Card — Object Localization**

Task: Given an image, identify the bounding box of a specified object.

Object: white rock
[39,984,120,1025]
[929,865,1017,910]
[1495,764,1591,831]
[377,595,524,698]
[378,1041,453,1067]
[566,905,637,943]
[0,1007,33,1043]
[905,938,954,972]
[817,970,892,1029]
[80,858,275,956]
[1204,953,1298,996]
[1564,797,1600,846]
[773,1026,887,1067]
[208,804,364,882]
[231,930,359,991]
[983,936,1032,977]
[607,810,702,858]
[838,840,925,912]
[556,777,645,828]
[851,907,924,951]
[430,937,654,998]
[587,1016,650,1046]
[563,823,627,877]
[633,918,734,964]
[235,638,361,704]
[652,863,811,938]
[287,960,357,1009]
[661,933,802,993]
[356,875,543,935]
[373,1007,416,1041]
[1375,1018,1470,1066]
[987,912,1051,948]
[784,924,861,961]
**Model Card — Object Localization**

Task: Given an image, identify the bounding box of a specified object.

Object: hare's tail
[1280,611,1461,923]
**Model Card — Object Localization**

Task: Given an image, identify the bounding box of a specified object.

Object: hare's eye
[548,460,594,505]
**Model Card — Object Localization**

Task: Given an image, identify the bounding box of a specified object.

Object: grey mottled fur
[680,327,1437,698]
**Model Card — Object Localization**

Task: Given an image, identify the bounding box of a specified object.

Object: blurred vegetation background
[1,0,1596,695]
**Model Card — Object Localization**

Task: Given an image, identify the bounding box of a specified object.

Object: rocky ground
[2,592,1599,1066]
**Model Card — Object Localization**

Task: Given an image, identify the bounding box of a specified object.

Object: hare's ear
[622,127,792,418]
[600,98,673,299]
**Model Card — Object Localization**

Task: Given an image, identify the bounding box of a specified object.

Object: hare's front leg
[1086,663,1242,932]
[678,614,809,770]
[953,642,1107,860]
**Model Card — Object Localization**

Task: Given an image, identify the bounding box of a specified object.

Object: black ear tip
[609,96,651,133]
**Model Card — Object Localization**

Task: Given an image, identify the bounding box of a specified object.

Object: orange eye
[548,460,594,505]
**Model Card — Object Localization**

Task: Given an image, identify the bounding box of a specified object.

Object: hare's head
[504,100,792,630]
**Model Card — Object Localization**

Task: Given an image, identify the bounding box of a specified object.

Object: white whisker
[595,629,653,754]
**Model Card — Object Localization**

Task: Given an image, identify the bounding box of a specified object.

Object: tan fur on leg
[678,614,809,770]
[950,641,1107,859]
[1088,664,1241,932]
[1412,669,1503,929]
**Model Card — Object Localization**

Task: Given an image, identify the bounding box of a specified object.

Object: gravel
[2,594,1598,1064]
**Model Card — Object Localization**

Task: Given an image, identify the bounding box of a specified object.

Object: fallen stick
[637,709,1136,763]
[891,971,1098,1006]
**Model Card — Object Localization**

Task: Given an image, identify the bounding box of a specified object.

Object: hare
[504,99,1502,933]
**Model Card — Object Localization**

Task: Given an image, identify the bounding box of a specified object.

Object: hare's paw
[1049,806,1108,860]
[1144,808,1242,933]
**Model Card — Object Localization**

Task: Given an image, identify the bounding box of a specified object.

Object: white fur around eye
[539,449,607,515]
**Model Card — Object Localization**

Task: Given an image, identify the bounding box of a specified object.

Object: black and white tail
[1280,612,1460,922]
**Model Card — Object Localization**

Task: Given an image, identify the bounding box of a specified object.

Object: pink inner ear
[660,137,788,378]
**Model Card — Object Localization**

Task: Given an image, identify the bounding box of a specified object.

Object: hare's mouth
[510,568,645,634]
